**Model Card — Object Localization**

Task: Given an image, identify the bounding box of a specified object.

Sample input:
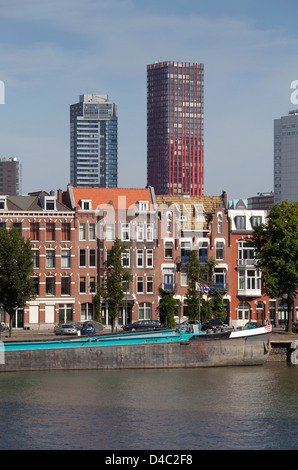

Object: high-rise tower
[70,94,118,188]
[274,110,298,204]
[147,61,204,195]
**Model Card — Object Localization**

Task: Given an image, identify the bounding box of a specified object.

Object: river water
[0,363,297,451]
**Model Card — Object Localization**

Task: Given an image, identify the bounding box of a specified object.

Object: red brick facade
[0,187,296,330]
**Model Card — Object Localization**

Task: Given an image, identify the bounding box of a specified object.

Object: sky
[0,0,298,201]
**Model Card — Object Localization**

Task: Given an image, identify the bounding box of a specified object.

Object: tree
[251,200,298,332]
[0,228,36,336]
[101,238,132,332]
[158,288,178,328]
[185,250,205,321]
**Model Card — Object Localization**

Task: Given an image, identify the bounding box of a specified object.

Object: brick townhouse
[0,190,79,328]
[1,187,296,330]
[65,185,159,328]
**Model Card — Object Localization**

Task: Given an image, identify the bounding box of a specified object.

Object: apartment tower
[274,110,298,204]
[70,94,118,188]
[147,61,204,195]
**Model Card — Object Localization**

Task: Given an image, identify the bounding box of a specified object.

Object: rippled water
[0,363,298,450]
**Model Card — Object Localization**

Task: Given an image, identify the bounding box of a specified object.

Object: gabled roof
[155,194,223,230]
[68,186,155,211]
[2,191,72,212]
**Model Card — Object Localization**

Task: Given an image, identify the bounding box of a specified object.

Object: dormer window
[0,197,7,210]
[40,196,56,211]
[80,200,92,210]
[138,201,149,212]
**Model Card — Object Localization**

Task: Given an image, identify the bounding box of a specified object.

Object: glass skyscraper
[147,61,204,195]
[274,110,298,204]
[70,94,118,188]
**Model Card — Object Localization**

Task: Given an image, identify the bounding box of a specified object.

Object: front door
[12,309,24,329]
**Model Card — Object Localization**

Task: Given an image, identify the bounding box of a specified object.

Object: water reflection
[0,364,298,450]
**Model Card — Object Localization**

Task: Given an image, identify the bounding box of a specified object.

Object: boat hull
[0,329,271,372]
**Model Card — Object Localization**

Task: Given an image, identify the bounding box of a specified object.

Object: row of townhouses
[0,186,295,330]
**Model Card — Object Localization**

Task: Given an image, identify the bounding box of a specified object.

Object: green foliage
[185,250,205,320]
[251,200,298,331]
[100,238,132,331]
[158,288,178,328]
[0,229,36,334]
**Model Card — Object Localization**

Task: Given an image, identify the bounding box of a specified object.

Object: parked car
[54,323,77,335]
[293,323,298,333]
[123,320,162,331]
[201,319,227,331]
[81,323,96,335]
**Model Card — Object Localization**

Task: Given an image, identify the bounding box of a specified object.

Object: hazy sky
[0,0,298,200]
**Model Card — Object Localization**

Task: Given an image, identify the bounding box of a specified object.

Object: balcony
[161,282,178,293]
[237,258,257,267]
[237,288,262,297]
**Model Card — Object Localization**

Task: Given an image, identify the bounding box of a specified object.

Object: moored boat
[0,324,272,372]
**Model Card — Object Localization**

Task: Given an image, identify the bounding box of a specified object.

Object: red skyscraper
[147,61,204,195]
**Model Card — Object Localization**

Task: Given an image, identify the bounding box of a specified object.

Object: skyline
[0,0,298,200]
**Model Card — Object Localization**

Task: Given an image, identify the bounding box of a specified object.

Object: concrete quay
[1,327,298,364]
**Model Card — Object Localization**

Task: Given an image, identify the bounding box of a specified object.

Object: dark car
[81,323,96,335]
[292,323,298,333]
[201,319,226,331]
[123,320,162,331]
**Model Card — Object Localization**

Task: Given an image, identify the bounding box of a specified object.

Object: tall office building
[274,110,298,204]
[70,94,118,188]
[0,157,22,195]
[147,61,204,196]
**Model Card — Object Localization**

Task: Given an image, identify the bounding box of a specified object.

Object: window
[106,224,115,241]
[79,223,86,240]
[46,222,55,241]
[12,222,22,234]
[146,223,153,241]
[45,198,55,211]
[61,277,71,295]
[121,223,130,241]
[137,249,144,267]
[139,201,149,211]
[59,304,73,323]
[81,200,92,210]
[165,241,173,259]
[147,276,153,293]
[61,249,71,268]
[89,277,96,293]
[46,277,55,295]
[238,241,255,265]
[235,216,246,230]
[32,277,39,296]
[81,303,93,321]
[80,276,86,293]
[89,223,96,240]
[215,241,224,260]
[137,276,144,293]
[137,223,144,241]
[214,268,226,289]
[181,271,188,286]
[79,249,86,267]
[89,249,96,267]
[218,213,222,233]
[32,249,39,268]
[181,241,191,263]
[251,216,262,228]
[0,222,6,230]
[139,302,151,320]
[146,249,153,268]
[30,222,39,241]
[46,249,55,268]
[122,249,130,267]
[61,222,71,241]
[238,269,261,291]
[166,213,172,233]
